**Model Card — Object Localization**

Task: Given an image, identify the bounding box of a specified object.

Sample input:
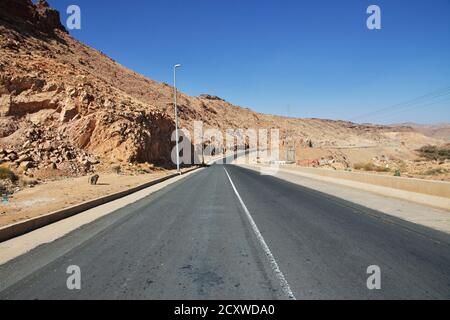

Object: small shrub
[0,183,6,195]
[137,169,150,175]
[422,168,448,176]
[0,167,18,182]
[394,170,401,177]
[354,162,390,173]
[354,162,368,170]
[354,162,375,171]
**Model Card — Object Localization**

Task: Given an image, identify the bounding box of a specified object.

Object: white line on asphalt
[223,167,296,300]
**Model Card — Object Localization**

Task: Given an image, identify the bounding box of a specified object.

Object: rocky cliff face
[0,0,175,177]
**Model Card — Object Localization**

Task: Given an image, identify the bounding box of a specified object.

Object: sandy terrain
[0,171,174,227]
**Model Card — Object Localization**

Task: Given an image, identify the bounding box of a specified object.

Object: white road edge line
[223,167,296,300]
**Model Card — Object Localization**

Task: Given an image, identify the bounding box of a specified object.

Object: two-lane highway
[0,164,449,299]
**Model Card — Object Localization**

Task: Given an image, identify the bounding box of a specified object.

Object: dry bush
[0,182,6,195]
[0,167,18,182]
[354,162,390,173]
[111,165,121,174]
[416,144,450,161]
[421,168,448,176]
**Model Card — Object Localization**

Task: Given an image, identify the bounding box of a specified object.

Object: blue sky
[48,0,450,124]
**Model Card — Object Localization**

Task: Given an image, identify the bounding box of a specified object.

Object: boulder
[2,91,59,117]
[19,161,32,170]
[86,157,100,165]
[41,141,52,151]
[6,153,18,161]
[60,100,78,122]
[0,94,12,116]
[22,140,31,149]
[17,154,32,163]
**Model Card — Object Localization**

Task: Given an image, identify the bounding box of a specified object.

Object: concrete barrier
[280,166,450,198]
[0,167,199,243]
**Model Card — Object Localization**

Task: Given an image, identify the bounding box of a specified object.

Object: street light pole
[173,64,181,173]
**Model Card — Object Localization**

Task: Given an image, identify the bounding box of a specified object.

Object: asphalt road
[0,164,449,299]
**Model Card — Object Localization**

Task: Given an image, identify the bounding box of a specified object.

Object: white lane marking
[223,167,296,300]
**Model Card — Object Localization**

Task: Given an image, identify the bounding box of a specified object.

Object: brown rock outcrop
[0,0,66,34]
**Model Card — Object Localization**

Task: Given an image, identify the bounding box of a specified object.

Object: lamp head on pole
[174,64,181,69]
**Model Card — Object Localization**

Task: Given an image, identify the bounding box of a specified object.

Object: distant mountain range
[392,123,450,142]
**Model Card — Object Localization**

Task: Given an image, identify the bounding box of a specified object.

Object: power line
[351,86,450,122]
[352,87,450,122]
[366,96,450,123]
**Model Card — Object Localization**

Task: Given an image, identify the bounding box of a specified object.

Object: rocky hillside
[0,0,176,177]
[0,0,445,179]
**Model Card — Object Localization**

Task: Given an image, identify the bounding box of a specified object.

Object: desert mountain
[392,123,450,142]
[0,0,446,178]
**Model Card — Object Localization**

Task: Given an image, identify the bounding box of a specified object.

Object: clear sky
[48,0,450,124]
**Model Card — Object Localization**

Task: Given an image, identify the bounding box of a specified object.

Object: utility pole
[173,64,182,173]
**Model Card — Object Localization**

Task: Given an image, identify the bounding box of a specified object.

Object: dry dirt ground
[0,171,174,227]
[291,145,450,181]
